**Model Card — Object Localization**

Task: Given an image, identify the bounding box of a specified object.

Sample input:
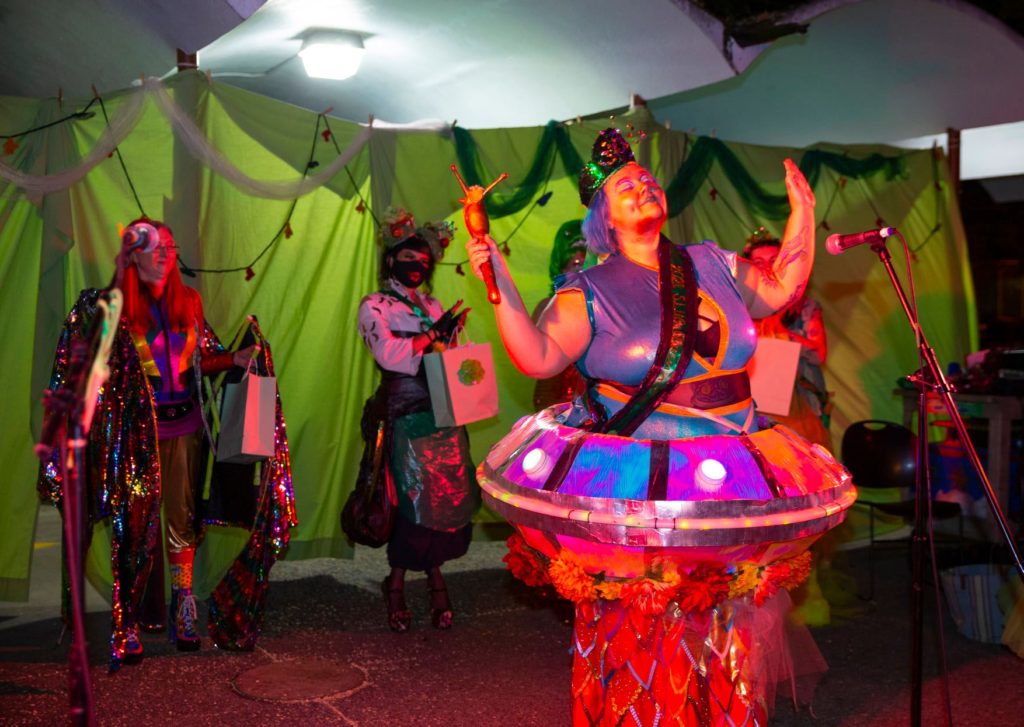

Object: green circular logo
[457,359,485,386]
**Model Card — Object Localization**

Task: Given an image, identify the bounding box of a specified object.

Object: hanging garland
[453,122,908,222]
[503,533,812,616]
[449,122,914,279]
[452,120,582,219]
[0,77,371,200]
[665,137,908,220]
[4,91,931,273]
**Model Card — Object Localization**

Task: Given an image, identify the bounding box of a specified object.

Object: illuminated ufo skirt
[480,405,856,577]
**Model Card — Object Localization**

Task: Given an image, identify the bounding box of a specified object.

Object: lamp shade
[298,32,364,80]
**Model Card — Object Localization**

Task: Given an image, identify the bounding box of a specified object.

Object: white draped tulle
[0,89,148,198]
[0,77,372,201]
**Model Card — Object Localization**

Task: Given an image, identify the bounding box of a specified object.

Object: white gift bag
[423,342,499,427]
[748,337,801,416]
[217,370,277,464]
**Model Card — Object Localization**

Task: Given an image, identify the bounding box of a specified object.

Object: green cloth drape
[0,73,976,600]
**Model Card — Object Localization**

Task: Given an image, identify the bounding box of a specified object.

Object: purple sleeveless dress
[560,241,758,440]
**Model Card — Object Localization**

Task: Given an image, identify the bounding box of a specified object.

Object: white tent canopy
[2,0,1022,178]
[0,0,994,598]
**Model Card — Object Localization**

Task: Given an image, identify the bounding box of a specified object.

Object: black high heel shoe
[382,578,412,633]
[428,585,453,630]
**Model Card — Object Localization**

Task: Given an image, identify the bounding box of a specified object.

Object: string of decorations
[176,114,324,279]
[321,115,379,229]
[4,97,940,267]
[94,93,147,218]
[1,89,146,221]
[1,98,100,152]
[438,142,559,276]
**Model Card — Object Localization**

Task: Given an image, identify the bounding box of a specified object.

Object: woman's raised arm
[736,159,817,319]
[466,235,590,379]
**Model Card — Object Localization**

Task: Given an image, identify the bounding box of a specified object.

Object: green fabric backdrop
[0,73,976,600]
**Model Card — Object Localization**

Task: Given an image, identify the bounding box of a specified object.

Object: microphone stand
[36,290,121,727]
[869,236,1024,727]
[38,344,97,726]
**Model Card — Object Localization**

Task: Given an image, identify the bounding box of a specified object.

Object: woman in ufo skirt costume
[465,129,854,726]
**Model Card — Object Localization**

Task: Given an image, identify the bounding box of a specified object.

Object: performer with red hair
[37,219,292,670]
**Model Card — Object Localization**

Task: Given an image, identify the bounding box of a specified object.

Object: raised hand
[465,235,501,282]
[429,300,470,343]
[784,158,815,211]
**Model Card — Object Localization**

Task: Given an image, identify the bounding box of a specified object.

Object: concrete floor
[2,507,1024,726]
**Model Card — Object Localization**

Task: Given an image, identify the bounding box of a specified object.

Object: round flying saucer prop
[480,406,855,578]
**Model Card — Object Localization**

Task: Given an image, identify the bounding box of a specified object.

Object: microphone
[34,291,111,461]
[825,227,896,255]
[122,221,160,253]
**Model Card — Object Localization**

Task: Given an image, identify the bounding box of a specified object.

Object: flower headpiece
[742,226,781,258]
[379,207,455,261]
[579,128,636,207]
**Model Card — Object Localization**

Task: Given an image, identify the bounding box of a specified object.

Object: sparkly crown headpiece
[578,128,636,207]
[379,207,455,261]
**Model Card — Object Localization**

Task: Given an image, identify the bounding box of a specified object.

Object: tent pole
[946,128,961,197]
[177,49,198,72]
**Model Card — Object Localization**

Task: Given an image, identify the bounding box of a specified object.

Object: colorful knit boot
[124,623,144,664]
[168,548,201,652]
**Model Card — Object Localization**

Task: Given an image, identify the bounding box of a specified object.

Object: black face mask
[392,259,430,288]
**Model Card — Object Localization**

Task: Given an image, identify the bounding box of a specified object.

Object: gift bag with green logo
[423,342,499,427]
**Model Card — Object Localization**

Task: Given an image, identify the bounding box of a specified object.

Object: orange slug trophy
[451,164,508,304]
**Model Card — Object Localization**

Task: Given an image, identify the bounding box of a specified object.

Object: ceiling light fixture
[298,30,365,81]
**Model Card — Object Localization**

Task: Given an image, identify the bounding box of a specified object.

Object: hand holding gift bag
[423,335,499,427]
[217,327,277,464]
